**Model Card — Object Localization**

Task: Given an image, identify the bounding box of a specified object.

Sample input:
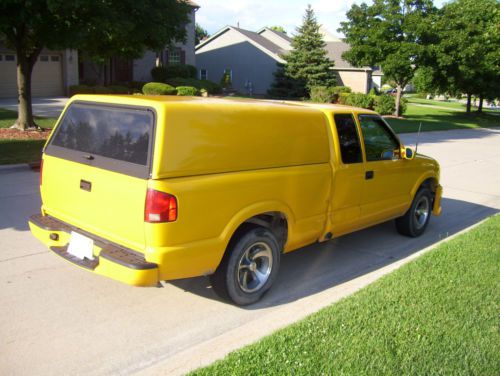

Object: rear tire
[210,227,280,305]
[396,187,432,237]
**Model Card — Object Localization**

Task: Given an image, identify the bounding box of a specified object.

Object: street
[1,128,499,375]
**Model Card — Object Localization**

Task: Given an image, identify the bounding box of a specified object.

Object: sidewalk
[0,97,68,118]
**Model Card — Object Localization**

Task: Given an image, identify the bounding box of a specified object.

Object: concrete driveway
[1,128,499,375]
[0,97,68,119]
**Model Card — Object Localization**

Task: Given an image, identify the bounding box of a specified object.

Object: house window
[51,55,60,62]
[200,69,208,80]
[40,55,49,62]
[169,49,181,64]
[224,69,232,81]
[5,54,15,61]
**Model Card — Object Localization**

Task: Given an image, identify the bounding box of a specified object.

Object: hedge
[309,86,353,103]
[176,86,199,96]
[151,64,197,81]
[142,82,177,95]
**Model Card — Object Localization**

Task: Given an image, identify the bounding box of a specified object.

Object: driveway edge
[136,214,496,376]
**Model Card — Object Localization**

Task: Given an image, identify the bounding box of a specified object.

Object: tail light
[39,159,44,186]
[144,188,177,223]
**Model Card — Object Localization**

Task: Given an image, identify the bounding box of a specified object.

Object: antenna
[415,122,422,154]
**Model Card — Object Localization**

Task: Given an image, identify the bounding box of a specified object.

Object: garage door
[0,53,64,98]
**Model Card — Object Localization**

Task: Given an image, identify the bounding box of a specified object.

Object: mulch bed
[0,128,51,140]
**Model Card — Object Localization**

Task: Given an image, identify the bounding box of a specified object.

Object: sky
[195,0,450,37]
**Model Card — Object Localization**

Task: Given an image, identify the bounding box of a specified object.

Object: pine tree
[267,63,307,99]
[284,5,336,92]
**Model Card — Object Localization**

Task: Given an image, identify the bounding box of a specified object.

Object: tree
[339,0,437,116]
[0,0,190,130]
[269,26,287,34]
[267,63,307,99]
[195,23,209,45]
[284,5,336,92]
[425,0,500,113]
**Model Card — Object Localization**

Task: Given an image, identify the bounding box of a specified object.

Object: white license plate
[67,231,95,260]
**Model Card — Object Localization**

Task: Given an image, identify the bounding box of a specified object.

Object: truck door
[356,114,413,225]
[329,113,366,236]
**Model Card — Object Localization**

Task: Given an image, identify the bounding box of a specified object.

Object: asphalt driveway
[1,128,499,375]
[0,97,68,118]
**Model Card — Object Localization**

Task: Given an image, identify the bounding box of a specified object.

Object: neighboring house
[80,0,199,85]
[0,47,78,98]
[195,25,383,95]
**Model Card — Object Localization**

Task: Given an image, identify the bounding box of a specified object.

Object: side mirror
[402,147,415,160]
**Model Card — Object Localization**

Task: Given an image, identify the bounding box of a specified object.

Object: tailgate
[42,102,156,252]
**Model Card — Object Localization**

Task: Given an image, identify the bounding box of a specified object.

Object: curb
[0,161,41,172]
[136,214,497,376]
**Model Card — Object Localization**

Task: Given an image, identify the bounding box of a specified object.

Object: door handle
[365,171,374,180]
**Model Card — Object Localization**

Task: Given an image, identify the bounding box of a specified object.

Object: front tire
[210,227,280,305]
[396,187,432,237]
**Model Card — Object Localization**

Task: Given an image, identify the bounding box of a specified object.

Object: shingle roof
[233,27,287,56]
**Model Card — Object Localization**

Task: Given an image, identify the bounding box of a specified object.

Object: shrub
[374,94,396,115]
[331,86,352,102]
[310,86,334,103]
[338,92,351,105]
[127,81,146,91]
[220,71,231,88]
[142,82,177,95]
[166,77,222,95]
[345,93,375,109]
[107,85,130,94]
[199,79,222,95]
[68,85,94,96]
[400,97,408,114]
[151,66,168,82]
[176,86,199,96]
[369,87,379,96]
[93,86,109,94]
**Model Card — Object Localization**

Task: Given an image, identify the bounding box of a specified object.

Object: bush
[127,81,146,91]
[338,92,351,105]
[331,86,352,102]
[93,85,109,94]
[374,94,396,115]
[220,72,231,88]
[310,86,334,103]
[176,86,199,96]
[107,85,130,94]
[345,93,375,109]
[68,85,94,96]
[166,77,222,95]
[151,64,197,82]
[142,82,177,95]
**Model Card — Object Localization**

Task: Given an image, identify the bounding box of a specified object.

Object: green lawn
[406,96,468,109]
[191,215,500,376]
[0,139,47,165]
[0,108,57,129]
[0,108,55,165]
[385,103,499,133]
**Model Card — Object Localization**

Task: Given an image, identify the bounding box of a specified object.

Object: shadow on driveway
[170,197,498,308]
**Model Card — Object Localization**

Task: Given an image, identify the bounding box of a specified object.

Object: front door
[357,115,413,225]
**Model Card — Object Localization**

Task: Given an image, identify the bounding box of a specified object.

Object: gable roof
[325,41,371,71]
[196,26,286,63]
[257,27,293,43]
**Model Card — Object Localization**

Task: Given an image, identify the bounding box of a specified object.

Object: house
[0,1,199,98]
[80,0,199,84]
[195,26,382,95]
[0,47,79,98]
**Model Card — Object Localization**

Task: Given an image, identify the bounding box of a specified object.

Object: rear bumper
[29,214,159,286]
[433,185,443,216]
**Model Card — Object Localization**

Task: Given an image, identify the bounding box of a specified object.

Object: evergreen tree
[267,63,307,99]
[284,5,336,92]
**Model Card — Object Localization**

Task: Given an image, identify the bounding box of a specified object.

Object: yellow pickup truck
[29,95,442,305]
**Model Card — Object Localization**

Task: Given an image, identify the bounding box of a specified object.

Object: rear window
[45,103,155,178]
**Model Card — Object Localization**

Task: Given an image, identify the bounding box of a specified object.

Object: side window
[359,115,400,161]
[333,113,362,164]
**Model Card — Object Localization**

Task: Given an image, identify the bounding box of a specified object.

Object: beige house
[0,1,199,98]
[0,47,79,98]
[196,26,382,95]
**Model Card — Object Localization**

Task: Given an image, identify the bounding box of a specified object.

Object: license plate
[67,231,95,260]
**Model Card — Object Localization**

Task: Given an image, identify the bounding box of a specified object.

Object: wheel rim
[237,241,273,293]
[414,195,430,230]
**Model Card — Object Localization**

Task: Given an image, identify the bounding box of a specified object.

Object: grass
[385,103,499,133]
[0,108,55,165]
[191,215,500,376]
[0,108,57,129]
[0,139,47,165]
